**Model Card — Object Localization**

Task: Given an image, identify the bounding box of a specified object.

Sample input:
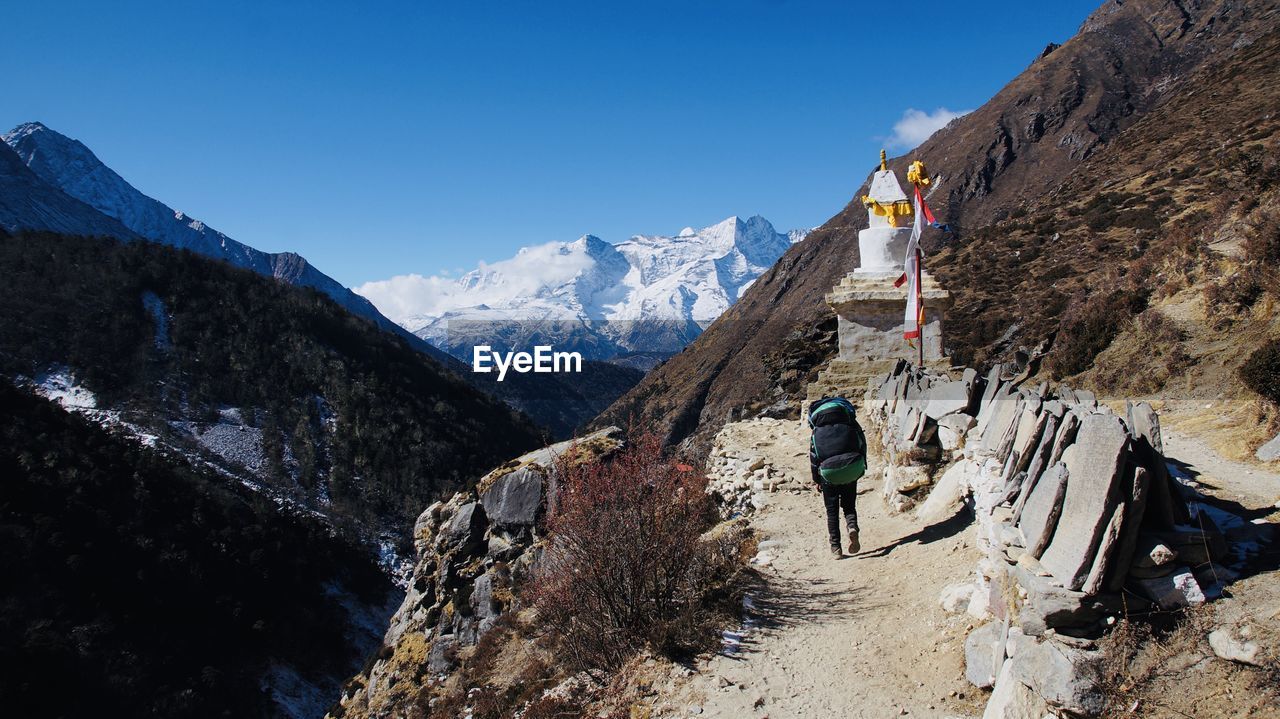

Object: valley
[2,0,1279,717]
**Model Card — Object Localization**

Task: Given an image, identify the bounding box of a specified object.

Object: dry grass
[1099,606,1280,718]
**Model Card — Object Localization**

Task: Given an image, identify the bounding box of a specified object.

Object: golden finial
[907,160,931,187]
[879,149,887,172]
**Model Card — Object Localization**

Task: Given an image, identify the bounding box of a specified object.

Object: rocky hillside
[596,0,1280,457]
[3,122,407,345]
[0,383,398,718]
[1,123,639,438]
[0,140,138,238]
[0,230,544,550]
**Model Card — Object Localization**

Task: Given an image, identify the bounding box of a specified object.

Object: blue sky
[5,0,1099,287]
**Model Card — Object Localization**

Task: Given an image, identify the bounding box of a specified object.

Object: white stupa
[809,151,953,401]
[854,155,914,276]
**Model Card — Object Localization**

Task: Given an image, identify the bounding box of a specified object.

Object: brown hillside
[596,0,1280,456]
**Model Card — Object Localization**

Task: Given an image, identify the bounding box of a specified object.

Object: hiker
[808,396,868,557]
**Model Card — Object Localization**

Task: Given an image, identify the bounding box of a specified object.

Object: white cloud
[886,107,973,150]
[355,239,596,326]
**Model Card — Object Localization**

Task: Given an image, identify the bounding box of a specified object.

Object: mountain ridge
[2,121,445,359]
[360,214,809,361]
[595,0,1280,456]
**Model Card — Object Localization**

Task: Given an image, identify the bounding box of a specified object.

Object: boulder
[440,501,487,553]
[1039,414,1130,591]
[1008,639,1105,717]
[917,460,975,524]
[1258,431,1280,462]
[940,581,976,613]
[1208,628,1262,666]
[427,633,457,673]
[938,413,977,451]
[1018,463,1068,558]
[479,466,545,527]
[982,659,1052,719]
[886,464,932,493]
[1131,567,1205,609]
[964,621,1005,689]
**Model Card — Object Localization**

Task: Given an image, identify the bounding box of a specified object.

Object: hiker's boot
[847,528,861,554]
[830,542,842,558]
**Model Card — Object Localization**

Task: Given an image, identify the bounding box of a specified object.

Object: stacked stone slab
[862,361,981,512]
[862,363,1246,718]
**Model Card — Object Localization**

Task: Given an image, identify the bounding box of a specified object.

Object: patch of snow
[33,368,97,409]
[377,536,415,588]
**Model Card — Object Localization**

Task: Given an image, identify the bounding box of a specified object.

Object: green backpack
[808,397,867,485]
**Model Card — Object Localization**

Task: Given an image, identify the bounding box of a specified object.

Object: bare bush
[531,433,722,672]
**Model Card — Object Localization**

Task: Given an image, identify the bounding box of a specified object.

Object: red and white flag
[894,186,927,341]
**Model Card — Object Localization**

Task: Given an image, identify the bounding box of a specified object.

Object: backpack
[808,397,867,485]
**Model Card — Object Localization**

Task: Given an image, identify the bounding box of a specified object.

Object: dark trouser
[820,481,859,547]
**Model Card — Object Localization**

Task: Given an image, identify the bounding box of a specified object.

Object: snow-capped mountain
[2,122,402,340]
[357,216,810,360]
[0,140,138,238]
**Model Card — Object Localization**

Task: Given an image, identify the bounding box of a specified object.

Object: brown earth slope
[597,0,1280,457]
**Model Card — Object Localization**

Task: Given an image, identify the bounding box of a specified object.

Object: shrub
[531,433,720,672]
[1048,286,1148,378]
[1240,339,1280,406]
[1204,272,1263,324]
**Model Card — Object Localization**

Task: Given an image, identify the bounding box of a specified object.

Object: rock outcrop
[330,428,625,718]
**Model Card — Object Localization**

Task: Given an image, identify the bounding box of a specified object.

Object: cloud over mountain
[886,107,973,150]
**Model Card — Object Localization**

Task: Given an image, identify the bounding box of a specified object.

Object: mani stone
[982,658,1052,719]
[1011,414,1060,524]
[1038,414,1130,591]
[964,621,1005,689]
[925,379,973,419]
[1018,462,1068,558]
[479,466,545,527]
[1008,639,1105,717]
[1105,465,1151,592]
[1125,401,1164,453]
[1081,501,1126,596]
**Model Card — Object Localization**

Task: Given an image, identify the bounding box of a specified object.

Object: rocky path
[1162,428,1280,510]
[658,419,988,718]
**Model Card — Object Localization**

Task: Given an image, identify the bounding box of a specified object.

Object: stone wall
[862,362,1253,717]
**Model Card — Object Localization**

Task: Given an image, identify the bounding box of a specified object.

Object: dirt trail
[1162,427,1280,510]
[657,419,988,718]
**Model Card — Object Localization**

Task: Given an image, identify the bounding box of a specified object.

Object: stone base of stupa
[813,270,953,400]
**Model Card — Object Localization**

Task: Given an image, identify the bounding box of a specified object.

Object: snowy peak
[357,215,810,361]
[2,121,409,344]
